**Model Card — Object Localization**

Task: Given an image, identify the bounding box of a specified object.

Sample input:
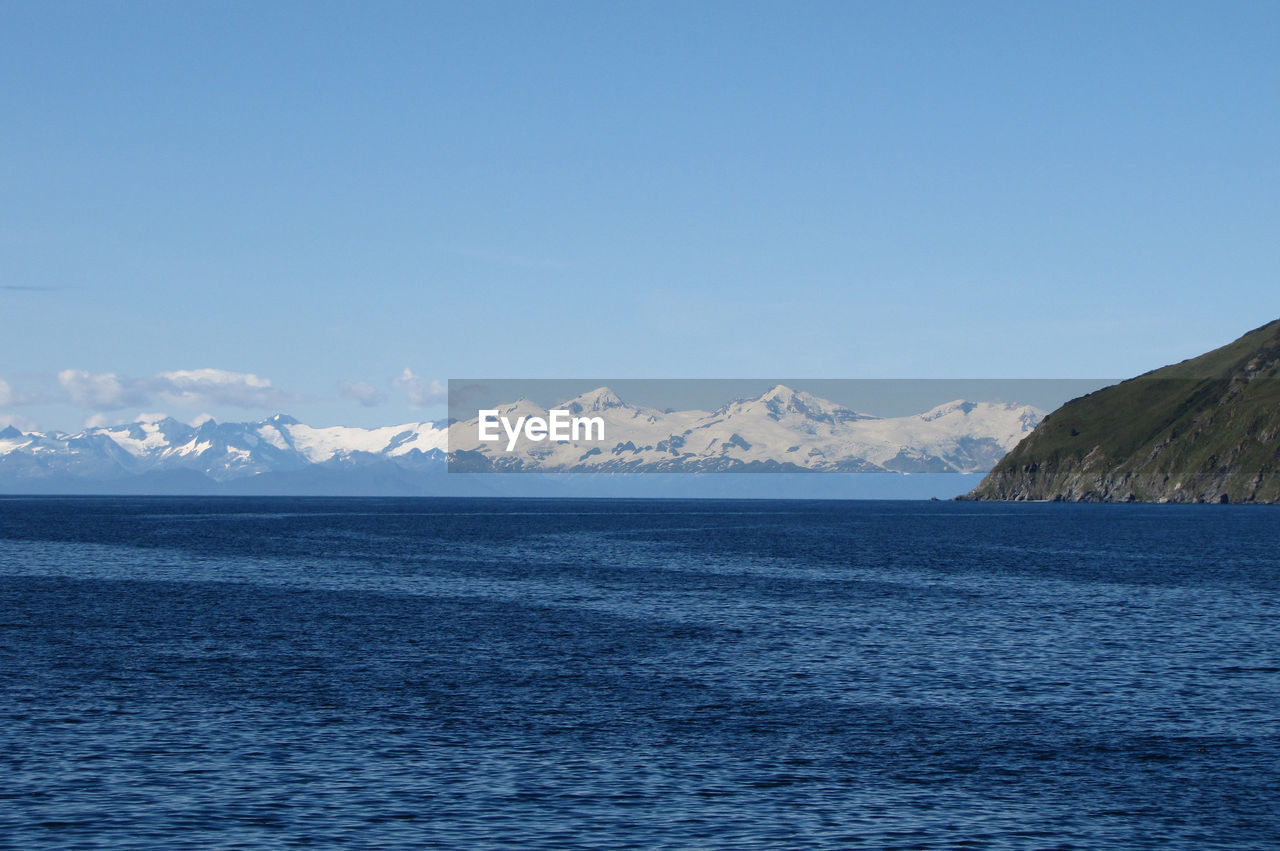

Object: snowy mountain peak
[760,383,798,401]
[920,399,980,421]
[564,386,627,413]
[721,384,868,425]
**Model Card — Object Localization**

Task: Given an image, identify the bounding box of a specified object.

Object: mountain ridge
[965,318,1280,503]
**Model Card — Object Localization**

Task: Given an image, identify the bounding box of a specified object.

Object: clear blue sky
[2,0,1277,431]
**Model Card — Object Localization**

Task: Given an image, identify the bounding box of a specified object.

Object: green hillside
[967,318,1280,503]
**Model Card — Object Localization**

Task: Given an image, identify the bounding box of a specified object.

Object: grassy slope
[967,319,1280,503]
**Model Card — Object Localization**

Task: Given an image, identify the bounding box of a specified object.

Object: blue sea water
[0,497,1277,849]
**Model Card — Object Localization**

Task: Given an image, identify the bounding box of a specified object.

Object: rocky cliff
[965,318,1280,503]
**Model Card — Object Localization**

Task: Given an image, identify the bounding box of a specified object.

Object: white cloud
[394,369,446,407]
[338,379,386,407]
[134,412,170,423]
[0,376,50,407]
[154,368,291,408]
[0,412,37,432]
[190,413,216,427]
[83,412,116,429]
[58,367,295,413]
[58,369,148,409]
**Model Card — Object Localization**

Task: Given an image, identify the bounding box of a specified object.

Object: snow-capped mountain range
[0,414,449,483]
[0,385,1042,490]
[449,385,1043,473]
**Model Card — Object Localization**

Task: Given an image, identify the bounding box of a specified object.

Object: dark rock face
[966,319,1280,504]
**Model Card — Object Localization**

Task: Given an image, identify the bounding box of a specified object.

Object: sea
[1,497,1277,849]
